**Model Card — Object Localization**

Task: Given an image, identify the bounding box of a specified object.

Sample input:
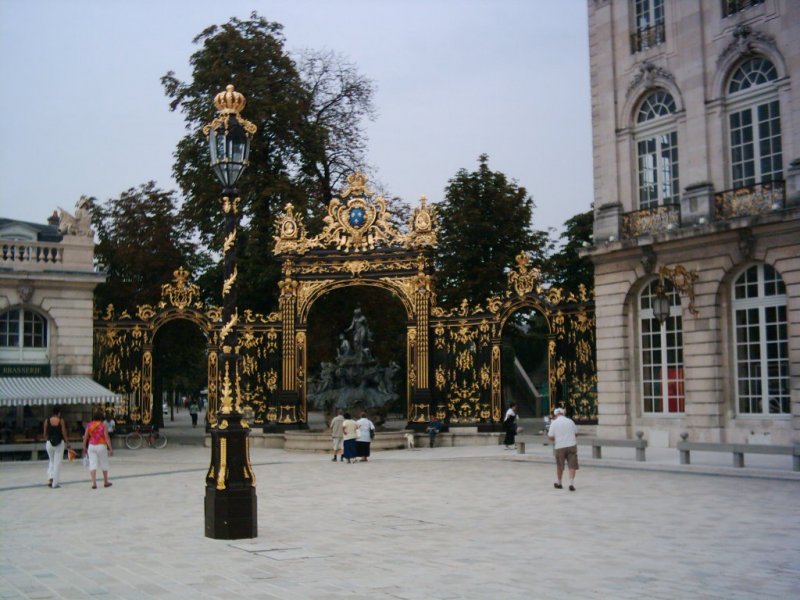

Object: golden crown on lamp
[214,84,247,114]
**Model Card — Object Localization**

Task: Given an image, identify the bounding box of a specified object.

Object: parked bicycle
[124,425,167,450]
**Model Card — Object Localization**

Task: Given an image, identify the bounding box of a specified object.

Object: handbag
[369,428,375,440]
[67,448,77,462]
[82,453,89,468]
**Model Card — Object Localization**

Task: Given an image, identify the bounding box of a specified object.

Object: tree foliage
[435,155,551,306]
[92,182,204,312]
[545,209,594,292]
[162,13,376,312]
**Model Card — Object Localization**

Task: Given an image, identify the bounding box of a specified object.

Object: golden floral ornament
[272,172,405,254]
[404,195,438,249]
[273,203,318,255]
[507,253,541,298]
[161,267,199,310]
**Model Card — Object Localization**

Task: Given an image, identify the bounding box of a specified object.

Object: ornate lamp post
[202,84,258,539]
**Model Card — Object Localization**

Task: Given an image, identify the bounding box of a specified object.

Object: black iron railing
[630,23,665,53]
[621,204,681,239]
[714,180,784,220]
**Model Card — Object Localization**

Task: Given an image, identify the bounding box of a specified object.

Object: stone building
[0,202,112,439]
[585,0,799,445]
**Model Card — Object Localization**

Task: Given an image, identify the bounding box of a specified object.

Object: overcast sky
[0,0,591,235]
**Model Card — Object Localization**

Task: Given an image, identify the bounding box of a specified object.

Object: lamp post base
[204,486,257,539]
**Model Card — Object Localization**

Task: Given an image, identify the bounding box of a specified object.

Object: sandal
[91,484,97,489]
[104,482,112,488]
[553,483,563,489]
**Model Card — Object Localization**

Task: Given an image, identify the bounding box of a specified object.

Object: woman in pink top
[82,410,113,489]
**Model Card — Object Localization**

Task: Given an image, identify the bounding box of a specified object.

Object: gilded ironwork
[621,204,680,239]
[160,267,200,310]
[273,173,439,256]
[94,267,279,427]
[507,252,542,298]
[658,264,700,316]
[405,195,438,249]
[714,181,784,220]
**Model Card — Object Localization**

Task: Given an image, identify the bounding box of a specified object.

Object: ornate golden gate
[93,267,280,427]
[94,173,596,427]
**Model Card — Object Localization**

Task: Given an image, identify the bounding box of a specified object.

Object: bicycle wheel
[125,431,143,450]
[152,432,167,449]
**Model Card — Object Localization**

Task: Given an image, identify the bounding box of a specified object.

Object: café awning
[0,377,120,406]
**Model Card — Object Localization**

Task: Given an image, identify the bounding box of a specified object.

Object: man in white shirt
[547,407,579,491]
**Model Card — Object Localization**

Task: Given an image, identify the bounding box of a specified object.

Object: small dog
[404,432,415,449]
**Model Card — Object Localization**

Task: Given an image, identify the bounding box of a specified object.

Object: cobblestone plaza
[1,423,798,599]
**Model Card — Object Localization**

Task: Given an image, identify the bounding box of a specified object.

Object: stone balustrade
[1,241,63,265]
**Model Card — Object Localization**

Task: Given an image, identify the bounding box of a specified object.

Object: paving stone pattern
[1,438,799,599]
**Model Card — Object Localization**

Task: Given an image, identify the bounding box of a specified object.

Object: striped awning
[0,377,120,406]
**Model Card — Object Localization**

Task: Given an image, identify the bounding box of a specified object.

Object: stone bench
[677,438,800,470]
[538,433,648,461]
[584,433,648,462]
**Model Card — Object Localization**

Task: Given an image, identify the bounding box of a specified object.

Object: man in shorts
[330,408,344,462]
[548,407,579,491]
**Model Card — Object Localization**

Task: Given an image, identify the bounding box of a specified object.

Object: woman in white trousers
[42,405,71,488]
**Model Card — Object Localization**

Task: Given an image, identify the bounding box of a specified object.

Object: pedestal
[204,412,257,539]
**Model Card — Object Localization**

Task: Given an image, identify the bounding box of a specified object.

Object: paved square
[1,443,799,599]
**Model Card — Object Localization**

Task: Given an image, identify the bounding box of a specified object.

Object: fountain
[307,308,401,425]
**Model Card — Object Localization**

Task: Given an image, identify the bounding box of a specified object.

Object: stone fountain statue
[308,308,401,424]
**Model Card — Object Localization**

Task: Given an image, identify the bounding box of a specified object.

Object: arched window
[640,279,684,413]
[635,90,679,209]
[732,264,789,415]
[727,57,782,188]
[0,308,49,362]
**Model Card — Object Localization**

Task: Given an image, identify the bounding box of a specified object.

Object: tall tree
[92,182,204,312]
[545,209,594,292]
[162,13,376,312]
[435,155,551,306]
[296,49,377,215]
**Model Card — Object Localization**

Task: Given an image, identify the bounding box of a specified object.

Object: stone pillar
[786,158,800,208]
[680,182,715,226]
[594,203,621,242]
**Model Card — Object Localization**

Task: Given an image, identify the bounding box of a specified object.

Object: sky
[0,0,592,235]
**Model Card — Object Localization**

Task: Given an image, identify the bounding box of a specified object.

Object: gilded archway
[93,267,280,426]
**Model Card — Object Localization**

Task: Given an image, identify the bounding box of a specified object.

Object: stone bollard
[517,442,526,455]
[635,431,646,462]
[679,432,690,465]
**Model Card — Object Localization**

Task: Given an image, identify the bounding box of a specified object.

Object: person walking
[330,408,344,462]
[342,412,358,464]
[355,412,375,462]
[189,399,199,428]
[548,407,579,491]
[82,410,113,489]
[42,405,71,488]
[503,402,518,449]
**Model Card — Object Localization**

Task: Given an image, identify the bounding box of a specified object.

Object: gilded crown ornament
[203,84,257,137]
[214,84,247,114]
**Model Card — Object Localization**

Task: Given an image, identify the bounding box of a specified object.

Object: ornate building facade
[586,0,799,444]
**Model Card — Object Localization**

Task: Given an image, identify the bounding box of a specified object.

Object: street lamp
[651,285,671,326]
[203,84,258,539]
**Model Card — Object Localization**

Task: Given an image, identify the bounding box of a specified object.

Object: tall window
[640,280,684,414]
[0,308,48,361]
[733,264,789,415]
[728,57,782,188]
[632,0,665,52]
[636,91,679,209]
